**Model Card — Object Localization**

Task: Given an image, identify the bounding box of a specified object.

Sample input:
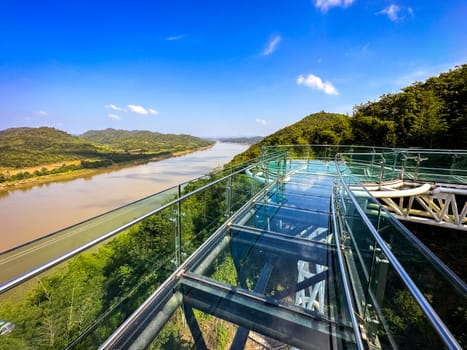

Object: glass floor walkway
[100,157,466,350]
[102,160,359,349]
[1,147,466,350]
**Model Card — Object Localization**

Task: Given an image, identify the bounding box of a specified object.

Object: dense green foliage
[230,112,352,164]
[353,64,466,148]
[80,128,213,153]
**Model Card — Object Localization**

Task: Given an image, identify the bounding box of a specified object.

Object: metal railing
[0,150,287,349]
[334,154,466,349]
[340,149,467,185]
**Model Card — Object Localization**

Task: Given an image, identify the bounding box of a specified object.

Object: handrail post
[175,185,182,267]
[378,157,386,189]
[225,175,232,217]
[401,156,407,181]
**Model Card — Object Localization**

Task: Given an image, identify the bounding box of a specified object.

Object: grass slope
[0,127,109,168]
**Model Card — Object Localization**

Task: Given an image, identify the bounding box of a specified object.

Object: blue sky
[0,0,465,137]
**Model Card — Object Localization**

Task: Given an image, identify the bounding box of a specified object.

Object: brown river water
[0,142,248,251]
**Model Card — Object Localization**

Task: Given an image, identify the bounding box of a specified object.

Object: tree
[351,115,397,146]
[408,88,448,147]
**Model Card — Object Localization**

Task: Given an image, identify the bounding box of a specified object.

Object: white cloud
[165,34,184,41]
[128,104,149,115]
[262,35,281,56]
[105,103,158,116]
[378,4,400,21]
[104,104,126,112]
[108,113,121,120]
[314,0,355,13]
[256,118,267,125]
[296,74,339,95]
[377,4,413,21]
[36,110,48,116]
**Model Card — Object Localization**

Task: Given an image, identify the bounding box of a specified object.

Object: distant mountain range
[80,128,213,154]
[216,136,263,144]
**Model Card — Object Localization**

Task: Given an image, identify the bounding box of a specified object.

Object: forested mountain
[353,64,466,148]
[0,127,110,168]
[230,64,466,165]
[0,127,213,170]
[80,128,213,153]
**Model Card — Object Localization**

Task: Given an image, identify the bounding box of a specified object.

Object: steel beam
[181,274,356,350]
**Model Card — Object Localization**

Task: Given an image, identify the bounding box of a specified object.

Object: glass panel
[243,203,329,238]
[0,256,111,349]
[335,182,377,317]
[341,149,467,185]
[376,213,467,346]
[230,172,263,214]
[0,185,179,285]
[195,228,335,313]
[180,179,227,260]
[366,246,446,350]
[281,192,330,212]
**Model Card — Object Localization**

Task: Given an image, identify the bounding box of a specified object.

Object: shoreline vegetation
[0,144,214,192]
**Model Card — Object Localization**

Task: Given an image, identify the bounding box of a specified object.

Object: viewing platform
[0,145,466,349]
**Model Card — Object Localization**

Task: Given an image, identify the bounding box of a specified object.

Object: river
[0,142,248,252]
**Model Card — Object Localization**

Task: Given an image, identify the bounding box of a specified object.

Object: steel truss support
[370,184,467,231]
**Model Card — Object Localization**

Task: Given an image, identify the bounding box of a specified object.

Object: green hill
[0,127,213,172]
[80,129,213,153]
[0,127,109,168]
[230,112,352,164]
[230,64,467,165]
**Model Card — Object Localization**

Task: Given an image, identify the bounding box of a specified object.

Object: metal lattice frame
[370,183,467,231]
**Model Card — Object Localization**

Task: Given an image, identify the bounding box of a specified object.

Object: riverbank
[0,142,247,251]
[0,144,214,193]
